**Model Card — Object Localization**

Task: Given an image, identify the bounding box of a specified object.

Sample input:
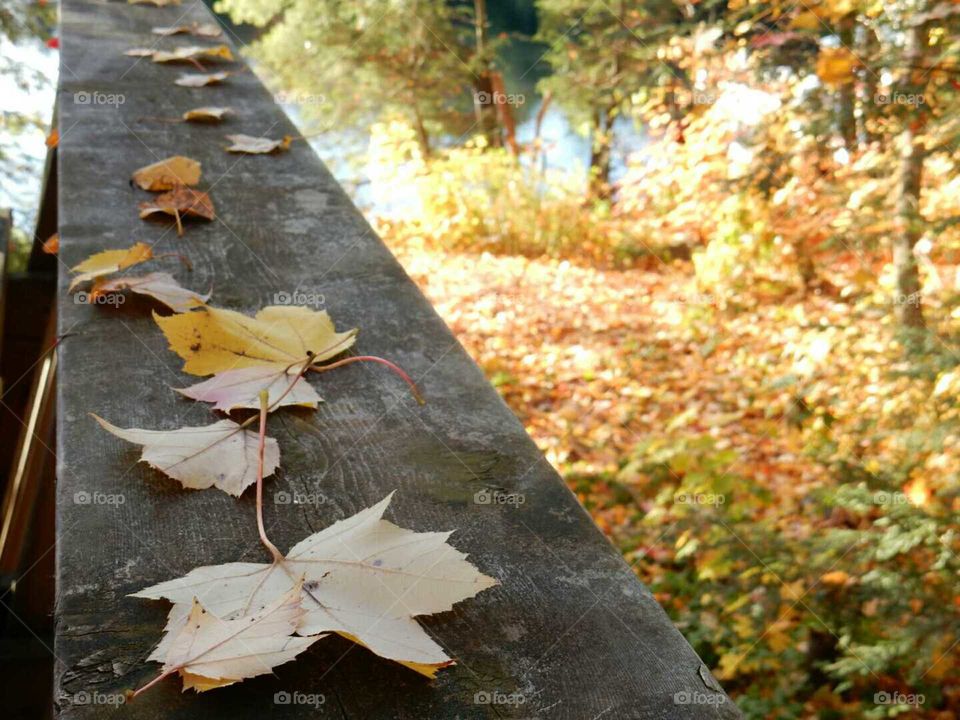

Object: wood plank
[54,1,739,718]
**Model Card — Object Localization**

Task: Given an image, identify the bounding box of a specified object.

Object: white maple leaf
[133,493,497,675]
[92,415,279,496]
[158,579,320,692]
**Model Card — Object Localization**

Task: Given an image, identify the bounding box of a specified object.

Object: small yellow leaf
[68,242,153,291]
[820,570,850,586]
[791,11,821,30]
[152,45,234,64]
[816,48,858,86]
[182,106,231,122]
[132,156,201,191]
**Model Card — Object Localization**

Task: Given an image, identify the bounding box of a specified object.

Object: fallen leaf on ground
[152,23,222,38]
[68,242,153,291]
[182,106,231,122]
[139,188,215,236]
[152,45,234,64]
[156,580,320,693]
[93,415,280,496]
[225,134,292,154]
[42,233,59,254]
[134,493,496,677]
[132,155,201,191]
[175,71,229,87]
[816,48,859,86]
[821,570,852,586]
[155,304,357,376]
[176,366,321,412]
[91,272,210,312]
[124,47,156,57]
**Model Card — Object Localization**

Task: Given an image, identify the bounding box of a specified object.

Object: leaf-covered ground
[390,237,960,717]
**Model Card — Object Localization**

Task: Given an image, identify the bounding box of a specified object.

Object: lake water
[288,37,648,216]
[1,26,647,234]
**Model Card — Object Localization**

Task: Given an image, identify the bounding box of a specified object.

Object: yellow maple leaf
[68,242,153,291]
[132,155,201,191]
[154,304,358,376]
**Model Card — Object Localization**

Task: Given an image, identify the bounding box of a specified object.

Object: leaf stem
[256,390,284,562]
[127,667,177,701]
[310,355,424,405]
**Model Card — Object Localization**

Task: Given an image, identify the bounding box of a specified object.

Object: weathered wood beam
[53,1,739,717]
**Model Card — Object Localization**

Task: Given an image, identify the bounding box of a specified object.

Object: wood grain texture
[54,1,741,718]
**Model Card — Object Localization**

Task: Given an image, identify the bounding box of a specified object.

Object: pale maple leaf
[92,415,280,496]
[91,272,209,312]
[176,366,321,412]
[133,493,498,677]
[155,580,320,693]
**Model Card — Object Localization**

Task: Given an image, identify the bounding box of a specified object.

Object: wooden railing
[48,0,740,717]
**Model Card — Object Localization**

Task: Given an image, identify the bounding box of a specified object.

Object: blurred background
[3,0,960,717]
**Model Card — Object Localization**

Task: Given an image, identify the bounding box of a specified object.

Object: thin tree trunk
[589,104,614,200]
[531,89,553,169]
[893,12,931,328]
[472,0,500,147]
[858,25,880,146]
[412,103,431,159]
[837,15,857,150]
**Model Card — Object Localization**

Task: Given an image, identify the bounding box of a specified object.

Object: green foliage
[216,0,477,151]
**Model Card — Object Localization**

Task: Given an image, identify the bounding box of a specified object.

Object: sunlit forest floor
[389,236,960,717]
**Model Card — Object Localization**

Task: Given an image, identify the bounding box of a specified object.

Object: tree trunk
[837,15,857,150]
[893,12,931,328]
[472,0,501,148]
[588,104,615,200]
[858,25,880,146]
[411,103,431,160]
